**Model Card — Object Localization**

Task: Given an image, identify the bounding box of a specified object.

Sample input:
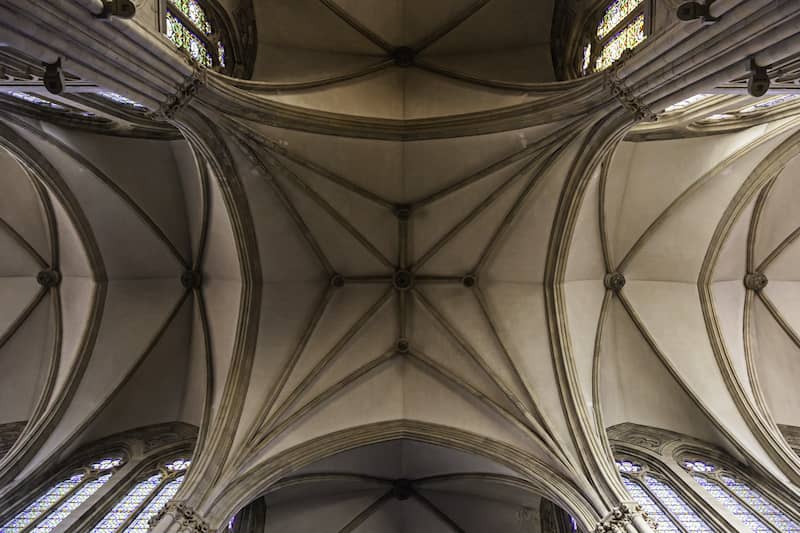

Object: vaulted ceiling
[1,0,800,531]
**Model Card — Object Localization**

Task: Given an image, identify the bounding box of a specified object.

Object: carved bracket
[594,502,656,532]
[148,502,210,533]
[160,70,206,120]
[605,70,657,122]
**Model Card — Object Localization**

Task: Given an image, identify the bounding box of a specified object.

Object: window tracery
[683,459,800,532]
[0,456,124,532]
[164,0,226,69]
[92,457,190,532]
[580,0,650,75]
[615,459,713,532]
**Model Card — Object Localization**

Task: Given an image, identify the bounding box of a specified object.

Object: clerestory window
[580,0,651,75]
[616,459,713,532]
[683,459,800,532]
[164,0,227,70]
[0,456,124,532]
[91,457,190,532]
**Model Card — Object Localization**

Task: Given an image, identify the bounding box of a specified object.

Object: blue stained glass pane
[644,476,713,532]
[740,94,800,114]
[621,476,680,532]
[8,91,68,110]
[123,476,184,532]
[692,475,773,532]
[616,460,642,473]
[91,458,124,471]
[1,474,85,532]
[97,91,148,111]
[93,474,163,532]
[31,473,111,532]
[720,475,800,532]
[165,459,190,472]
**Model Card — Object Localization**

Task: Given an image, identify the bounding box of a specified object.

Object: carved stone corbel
[604,67,657,122]
[594,502,655,532]
[148,502,210,533]
[160,70,207,120]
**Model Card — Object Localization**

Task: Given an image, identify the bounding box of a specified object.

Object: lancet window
[682,459,800,532]
[0,456,124,532]
[91,457,190,532]
[580,0,651,74]
[616,459,713,532]
[164,0,227,69]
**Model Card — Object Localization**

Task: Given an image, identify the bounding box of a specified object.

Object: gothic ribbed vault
[1,1,800,532]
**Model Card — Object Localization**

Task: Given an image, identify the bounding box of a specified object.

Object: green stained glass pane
[1,474,84,532]
[596,14,646,71]
[597,0,644,39]
[171,0,211,34]
[166,12,212,67]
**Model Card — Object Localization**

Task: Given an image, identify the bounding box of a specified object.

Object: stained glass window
[31,473,112,532]
[644,476,712,531]
[684,459,800,532]
[621,476,680,532]
[721,475,800,531]
[1,456,123,532]
[664,94,713,113]
[702,113,736,122]
[166,12,212,67]
[740,94,800,114]
[580,0,648,74]
[616,459,713,532]
[165,0,227,70]
[581,43,592,74]
[165,458,191,471]
[596,14,646,71]
[124,476,184,532]
[692,475,772,531]
[218,41,226,68]
[0,474,85,532]
[92,458,124,471]
[7,91,68,110]
[92,474,163,532]
[597,0,644,39]
[171,0,212,34]
[97,91,147,111]
[91,457,190,532]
